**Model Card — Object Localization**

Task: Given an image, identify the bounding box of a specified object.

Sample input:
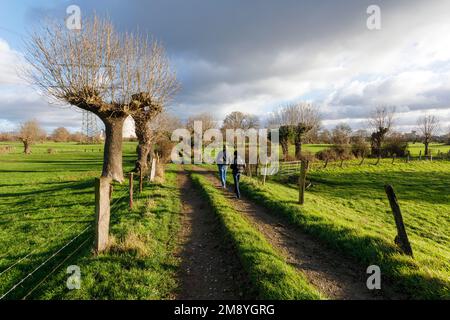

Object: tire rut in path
[196,167,404,300]
[176,169,252,300]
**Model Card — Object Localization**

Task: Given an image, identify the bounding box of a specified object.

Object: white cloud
[0,38,25,85]
[2,1,450,133]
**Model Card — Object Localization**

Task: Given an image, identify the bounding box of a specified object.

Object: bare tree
[318,129,332,144]
[417,115,439,156]
[368,106,395,157]
[18,120,46,154]
[222,111,260,130]
[149,112,182,144]
[132,41,179,173]
[24,16,170,182]
[332,123,352,145]
[147,112,182,174]
[274,103,320,159]
[52,127,71,142]
[186,112,217,134]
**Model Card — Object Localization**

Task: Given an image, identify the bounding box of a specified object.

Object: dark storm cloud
[15,0,450,131]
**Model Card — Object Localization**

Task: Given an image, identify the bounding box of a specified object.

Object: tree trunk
[136,143,152,173]
[23,140,31,154]
[295,139,302,160]
[281,141,289,161]
[102,117,126,183]
[424,140,429,156]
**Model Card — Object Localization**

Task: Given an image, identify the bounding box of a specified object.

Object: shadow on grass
[239,180,450,299]
[275,169,450,205]
[0,180,94,198]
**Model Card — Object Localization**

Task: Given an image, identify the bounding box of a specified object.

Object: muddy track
[194,166,405,300]
[175,169,253,300]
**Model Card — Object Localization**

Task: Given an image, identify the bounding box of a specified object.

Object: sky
[0,0,450,135]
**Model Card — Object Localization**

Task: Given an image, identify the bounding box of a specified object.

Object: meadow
[238,159,450,298]
[0,142,183,299]
[0,141,449,299]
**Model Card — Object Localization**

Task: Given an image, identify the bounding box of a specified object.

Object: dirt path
[195,166,404,300]
[175,169,253,300]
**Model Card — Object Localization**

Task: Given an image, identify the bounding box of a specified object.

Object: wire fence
[0,225,92,300]
[263,153,450,178]
[0,170,150,300]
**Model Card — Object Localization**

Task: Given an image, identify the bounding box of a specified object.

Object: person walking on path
[230,150,246,199]
[216,145,229,188]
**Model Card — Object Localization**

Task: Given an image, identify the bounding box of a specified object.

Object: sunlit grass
[237,159,450,299]
[0,142,181,300]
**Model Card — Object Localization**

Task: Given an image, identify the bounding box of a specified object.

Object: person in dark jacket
[230,150,245,198]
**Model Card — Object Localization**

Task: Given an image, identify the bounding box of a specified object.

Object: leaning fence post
[384,185,413,257]
[94,177,111,254]
[298,160,309,205]
[129,173,134,209]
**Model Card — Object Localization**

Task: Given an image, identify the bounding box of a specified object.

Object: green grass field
[0,142,183,299]
[1,142,449,300]
[281,143,450,157]
[237,159,450,299]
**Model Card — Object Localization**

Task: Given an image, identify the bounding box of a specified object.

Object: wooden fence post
[406,151,410,163]
[262,161,268,185]
[419,150,422,161]
[150,158,157,182]
[392,154,396,164]
[129,173,134,209]
[384,185,413,257]
[94,177,111,254]
[298,160,309,205]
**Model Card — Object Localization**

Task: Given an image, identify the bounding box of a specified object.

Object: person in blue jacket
[216,145,229,188]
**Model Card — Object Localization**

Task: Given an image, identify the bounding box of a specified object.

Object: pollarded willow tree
[368,106,395,157]
[271,103,321,160]
[131,41,179,173]
[24,16,167,182]
[417,114,439,156]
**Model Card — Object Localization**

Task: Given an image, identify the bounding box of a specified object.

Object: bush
[316,148,338,162]
[332,144,353,160]
[316,145,354,162]
[351,138,370,158]
[298,151,316,162]
[382,134,408,157]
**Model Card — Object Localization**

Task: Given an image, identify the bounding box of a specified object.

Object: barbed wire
[0,225,92,300]
[21,236,92,300]
[0,221,90,277]
[1,176,140,299]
